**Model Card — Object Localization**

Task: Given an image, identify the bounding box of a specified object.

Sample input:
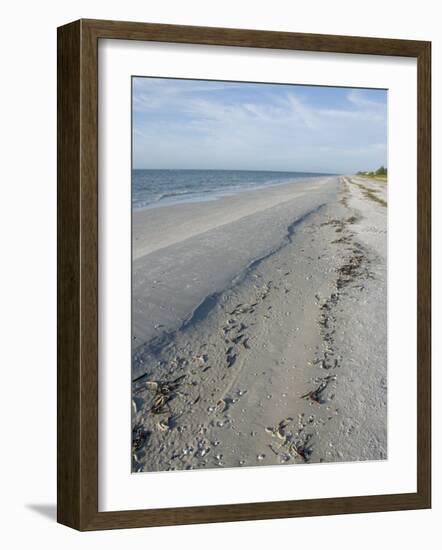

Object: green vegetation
[356,165,388,182]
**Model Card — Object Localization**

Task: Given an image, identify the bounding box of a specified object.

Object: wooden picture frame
[57,18,431,531]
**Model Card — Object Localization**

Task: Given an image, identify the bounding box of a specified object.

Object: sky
[132,77,387,174]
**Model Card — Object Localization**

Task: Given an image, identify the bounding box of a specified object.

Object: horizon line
[132,167,342,175]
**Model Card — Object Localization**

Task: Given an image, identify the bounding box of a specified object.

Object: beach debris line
[312,183,375,420]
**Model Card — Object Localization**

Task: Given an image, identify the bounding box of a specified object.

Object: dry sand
[131,176,387,472]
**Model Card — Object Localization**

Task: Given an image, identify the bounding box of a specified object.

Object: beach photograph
[131,77,388,473]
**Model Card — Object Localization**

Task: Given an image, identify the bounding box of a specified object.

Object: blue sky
[132,77,387,174]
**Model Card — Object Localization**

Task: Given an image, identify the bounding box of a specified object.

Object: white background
[100,40,417,511]
[0,0,440,547]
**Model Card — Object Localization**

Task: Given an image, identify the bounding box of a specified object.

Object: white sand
[131,176,387,471]
[132,177,338,352]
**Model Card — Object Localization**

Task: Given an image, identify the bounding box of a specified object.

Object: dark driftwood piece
[57,19,431,531]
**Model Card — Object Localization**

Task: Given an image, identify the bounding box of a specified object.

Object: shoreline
[132,174,338,213]
[132,176,387,471]
[132,176,337,259]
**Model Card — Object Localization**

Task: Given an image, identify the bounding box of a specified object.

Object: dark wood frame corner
[57,18,431,531]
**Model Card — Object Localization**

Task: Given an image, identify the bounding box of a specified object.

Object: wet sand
[131,176,387,472]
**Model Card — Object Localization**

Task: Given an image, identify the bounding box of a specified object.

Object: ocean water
[132,169,331,209]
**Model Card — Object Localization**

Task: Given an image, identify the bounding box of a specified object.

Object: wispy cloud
[132,78,387,173]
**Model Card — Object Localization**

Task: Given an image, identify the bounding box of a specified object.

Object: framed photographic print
[57,19,431,530]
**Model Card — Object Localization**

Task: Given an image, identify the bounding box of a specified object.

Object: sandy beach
[131,175,387,472]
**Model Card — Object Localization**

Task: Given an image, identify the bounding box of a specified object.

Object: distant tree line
[356,166,387,178]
